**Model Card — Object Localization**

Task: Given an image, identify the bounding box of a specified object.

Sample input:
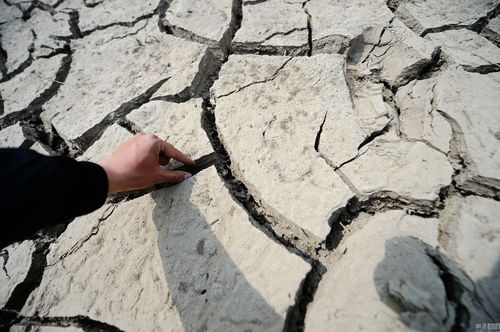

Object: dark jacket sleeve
[0,148,108,249]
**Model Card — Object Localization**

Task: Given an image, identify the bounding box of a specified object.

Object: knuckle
[156,171,168,182]
[144,133,158,140]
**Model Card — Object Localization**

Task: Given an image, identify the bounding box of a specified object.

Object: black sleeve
[0,148,108,249]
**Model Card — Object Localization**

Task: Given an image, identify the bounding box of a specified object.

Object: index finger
[158,140,195,165]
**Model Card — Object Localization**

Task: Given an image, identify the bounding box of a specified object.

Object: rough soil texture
[1,0,499,331]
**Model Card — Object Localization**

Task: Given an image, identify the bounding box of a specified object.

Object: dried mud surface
[1,0,499,330]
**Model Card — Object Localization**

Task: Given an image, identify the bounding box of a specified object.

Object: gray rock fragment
[27,9,72,58]
[305,0,393,54]
[0,240,36,308]
[0,122,26,148]
[396,78,452,153]
[163,0,233,57]
[0,19,34,75]
[395,0,499,35]
[0,54,65,118]
[5,0,31,12]
[29,142,54,156]
[212,54,355,240]
[433,68,500,197]
[78,123,132,163]
[0,0,22,24]
[151,45,219,100]
[319,80,394,168]
[349,18,438,88]
[60,0,157,33]
[481,16,500,46]
[426,29,500,71]
[340,132,453,201]
[347,82,394,135]
[233,0,309,55]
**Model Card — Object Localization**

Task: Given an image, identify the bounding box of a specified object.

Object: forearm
[0,148,108,248]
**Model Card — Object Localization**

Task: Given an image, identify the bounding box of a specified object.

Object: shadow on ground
[151,177,283,331]
[375,236,499,331]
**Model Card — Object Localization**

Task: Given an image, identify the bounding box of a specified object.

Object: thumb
[157,168,192,184]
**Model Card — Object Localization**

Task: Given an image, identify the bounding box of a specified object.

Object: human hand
[97,134,195,194]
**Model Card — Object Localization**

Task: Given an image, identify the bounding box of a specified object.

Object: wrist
[97,160,121,194]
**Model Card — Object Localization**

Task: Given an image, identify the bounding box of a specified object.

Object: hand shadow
[151,174,283,331]
[374,236,499,331]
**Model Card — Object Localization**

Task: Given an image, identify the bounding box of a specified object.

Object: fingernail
[184,173,192,180]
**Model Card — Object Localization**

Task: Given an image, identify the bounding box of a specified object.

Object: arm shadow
[151,177,283,331]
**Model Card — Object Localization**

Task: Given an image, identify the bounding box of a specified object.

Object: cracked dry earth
[1,0,500,331]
